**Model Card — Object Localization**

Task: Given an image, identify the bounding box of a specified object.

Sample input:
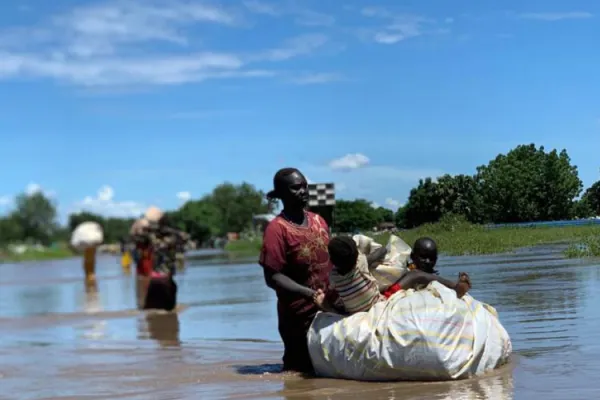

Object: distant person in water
[326,236,472,314]
[131,215,190,311]
[259,167,343,373]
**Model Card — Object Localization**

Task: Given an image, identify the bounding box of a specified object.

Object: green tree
[334,199,380,232]
[11,192,59,245]
[206,182,270,235]
[68,211,104,232]
[373,206,395,224]
[168,199,220,244]
[435,174,485,223]
[571,199,593,219]
[0,214,23,245]
[581,180,600,216]
[476,144,582,223]
[400,177,442,228]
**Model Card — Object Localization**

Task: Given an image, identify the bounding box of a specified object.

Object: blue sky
[0,0,599,221]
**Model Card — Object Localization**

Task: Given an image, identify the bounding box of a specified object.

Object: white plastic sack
[308,282,512,381]
[353,234,412,291]
[70,222,104,251]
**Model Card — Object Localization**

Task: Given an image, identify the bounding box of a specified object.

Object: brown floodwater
[1,245,600,399]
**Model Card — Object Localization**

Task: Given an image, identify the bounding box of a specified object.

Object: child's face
[412,248,437,272]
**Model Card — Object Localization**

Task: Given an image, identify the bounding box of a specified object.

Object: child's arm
[397,271,471,298]
[366,247,388,270]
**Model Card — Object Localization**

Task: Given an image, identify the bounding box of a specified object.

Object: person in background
[142,215,190,311]
[259,167,343,374]
[130,216,189,311]
[119,237,132,273]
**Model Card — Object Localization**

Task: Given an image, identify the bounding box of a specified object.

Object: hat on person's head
[266,167,302,200]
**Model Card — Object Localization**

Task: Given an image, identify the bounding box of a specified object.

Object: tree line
[0,144,598,247]
[0,182,274,247]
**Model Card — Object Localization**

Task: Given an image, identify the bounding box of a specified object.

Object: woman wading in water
[259,168,342,373]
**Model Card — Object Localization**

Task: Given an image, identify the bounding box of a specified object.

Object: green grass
[226,216,600,259]
[0,245,75,263]
[224,238,263,255]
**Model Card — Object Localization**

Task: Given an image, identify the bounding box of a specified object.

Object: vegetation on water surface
[2,143,600,262]
[226,214,600,258]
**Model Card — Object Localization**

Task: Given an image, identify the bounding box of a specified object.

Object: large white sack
[70,222,104,251]
[308,281,512,382]
[353,234,412,291]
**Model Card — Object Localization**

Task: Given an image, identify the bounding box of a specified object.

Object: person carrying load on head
[130,208,190,311]
[324,236,472,315]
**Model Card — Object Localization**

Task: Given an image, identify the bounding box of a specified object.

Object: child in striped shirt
[326,236,471,315]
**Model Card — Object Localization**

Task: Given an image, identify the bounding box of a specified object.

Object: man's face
[277,171,308,208]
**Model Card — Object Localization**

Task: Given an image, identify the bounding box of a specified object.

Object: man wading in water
[259,168,343,373]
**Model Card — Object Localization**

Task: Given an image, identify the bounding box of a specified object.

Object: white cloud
[329,153,370,170]
[385,197,402,209]
[243,0,281,16]
[243,1,335,27]
[0,2,332,87]
[258,34,329,62]
[25,183,42,196]
[370,201,380,208]
[290,72,343,85]
[360,7,438,44]
[176,191,191,201]
[24,182,56,198]
[73,185,146,218]
[517,12,593,21]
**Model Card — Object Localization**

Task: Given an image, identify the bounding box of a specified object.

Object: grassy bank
[226,216,600,258]
[224,238,263,256]
[0,246,75,263]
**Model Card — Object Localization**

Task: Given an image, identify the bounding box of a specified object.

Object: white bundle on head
[71,221,104,251]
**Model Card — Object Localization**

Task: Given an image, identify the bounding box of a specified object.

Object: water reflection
[279,368,514,400]
[14,285,61,317]
[80,285,106,340]
[137,311,181,347]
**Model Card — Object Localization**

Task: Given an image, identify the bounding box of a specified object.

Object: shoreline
[225,222,600,259]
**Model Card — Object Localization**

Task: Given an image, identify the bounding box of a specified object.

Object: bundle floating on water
[308,282,512,382]
[308,234,511,382]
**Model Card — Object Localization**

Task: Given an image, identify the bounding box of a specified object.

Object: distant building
[375,222,397,232]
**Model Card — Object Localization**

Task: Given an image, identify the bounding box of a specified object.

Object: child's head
[328,236,359,275]
[411,237,438,274]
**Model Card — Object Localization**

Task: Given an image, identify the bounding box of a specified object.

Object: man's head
[267,168,309,210]
[411,237,438,273]
[328,236,359,275]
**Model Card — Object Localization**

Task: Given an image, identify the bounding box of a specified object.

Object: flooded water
[1,246,600,399]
